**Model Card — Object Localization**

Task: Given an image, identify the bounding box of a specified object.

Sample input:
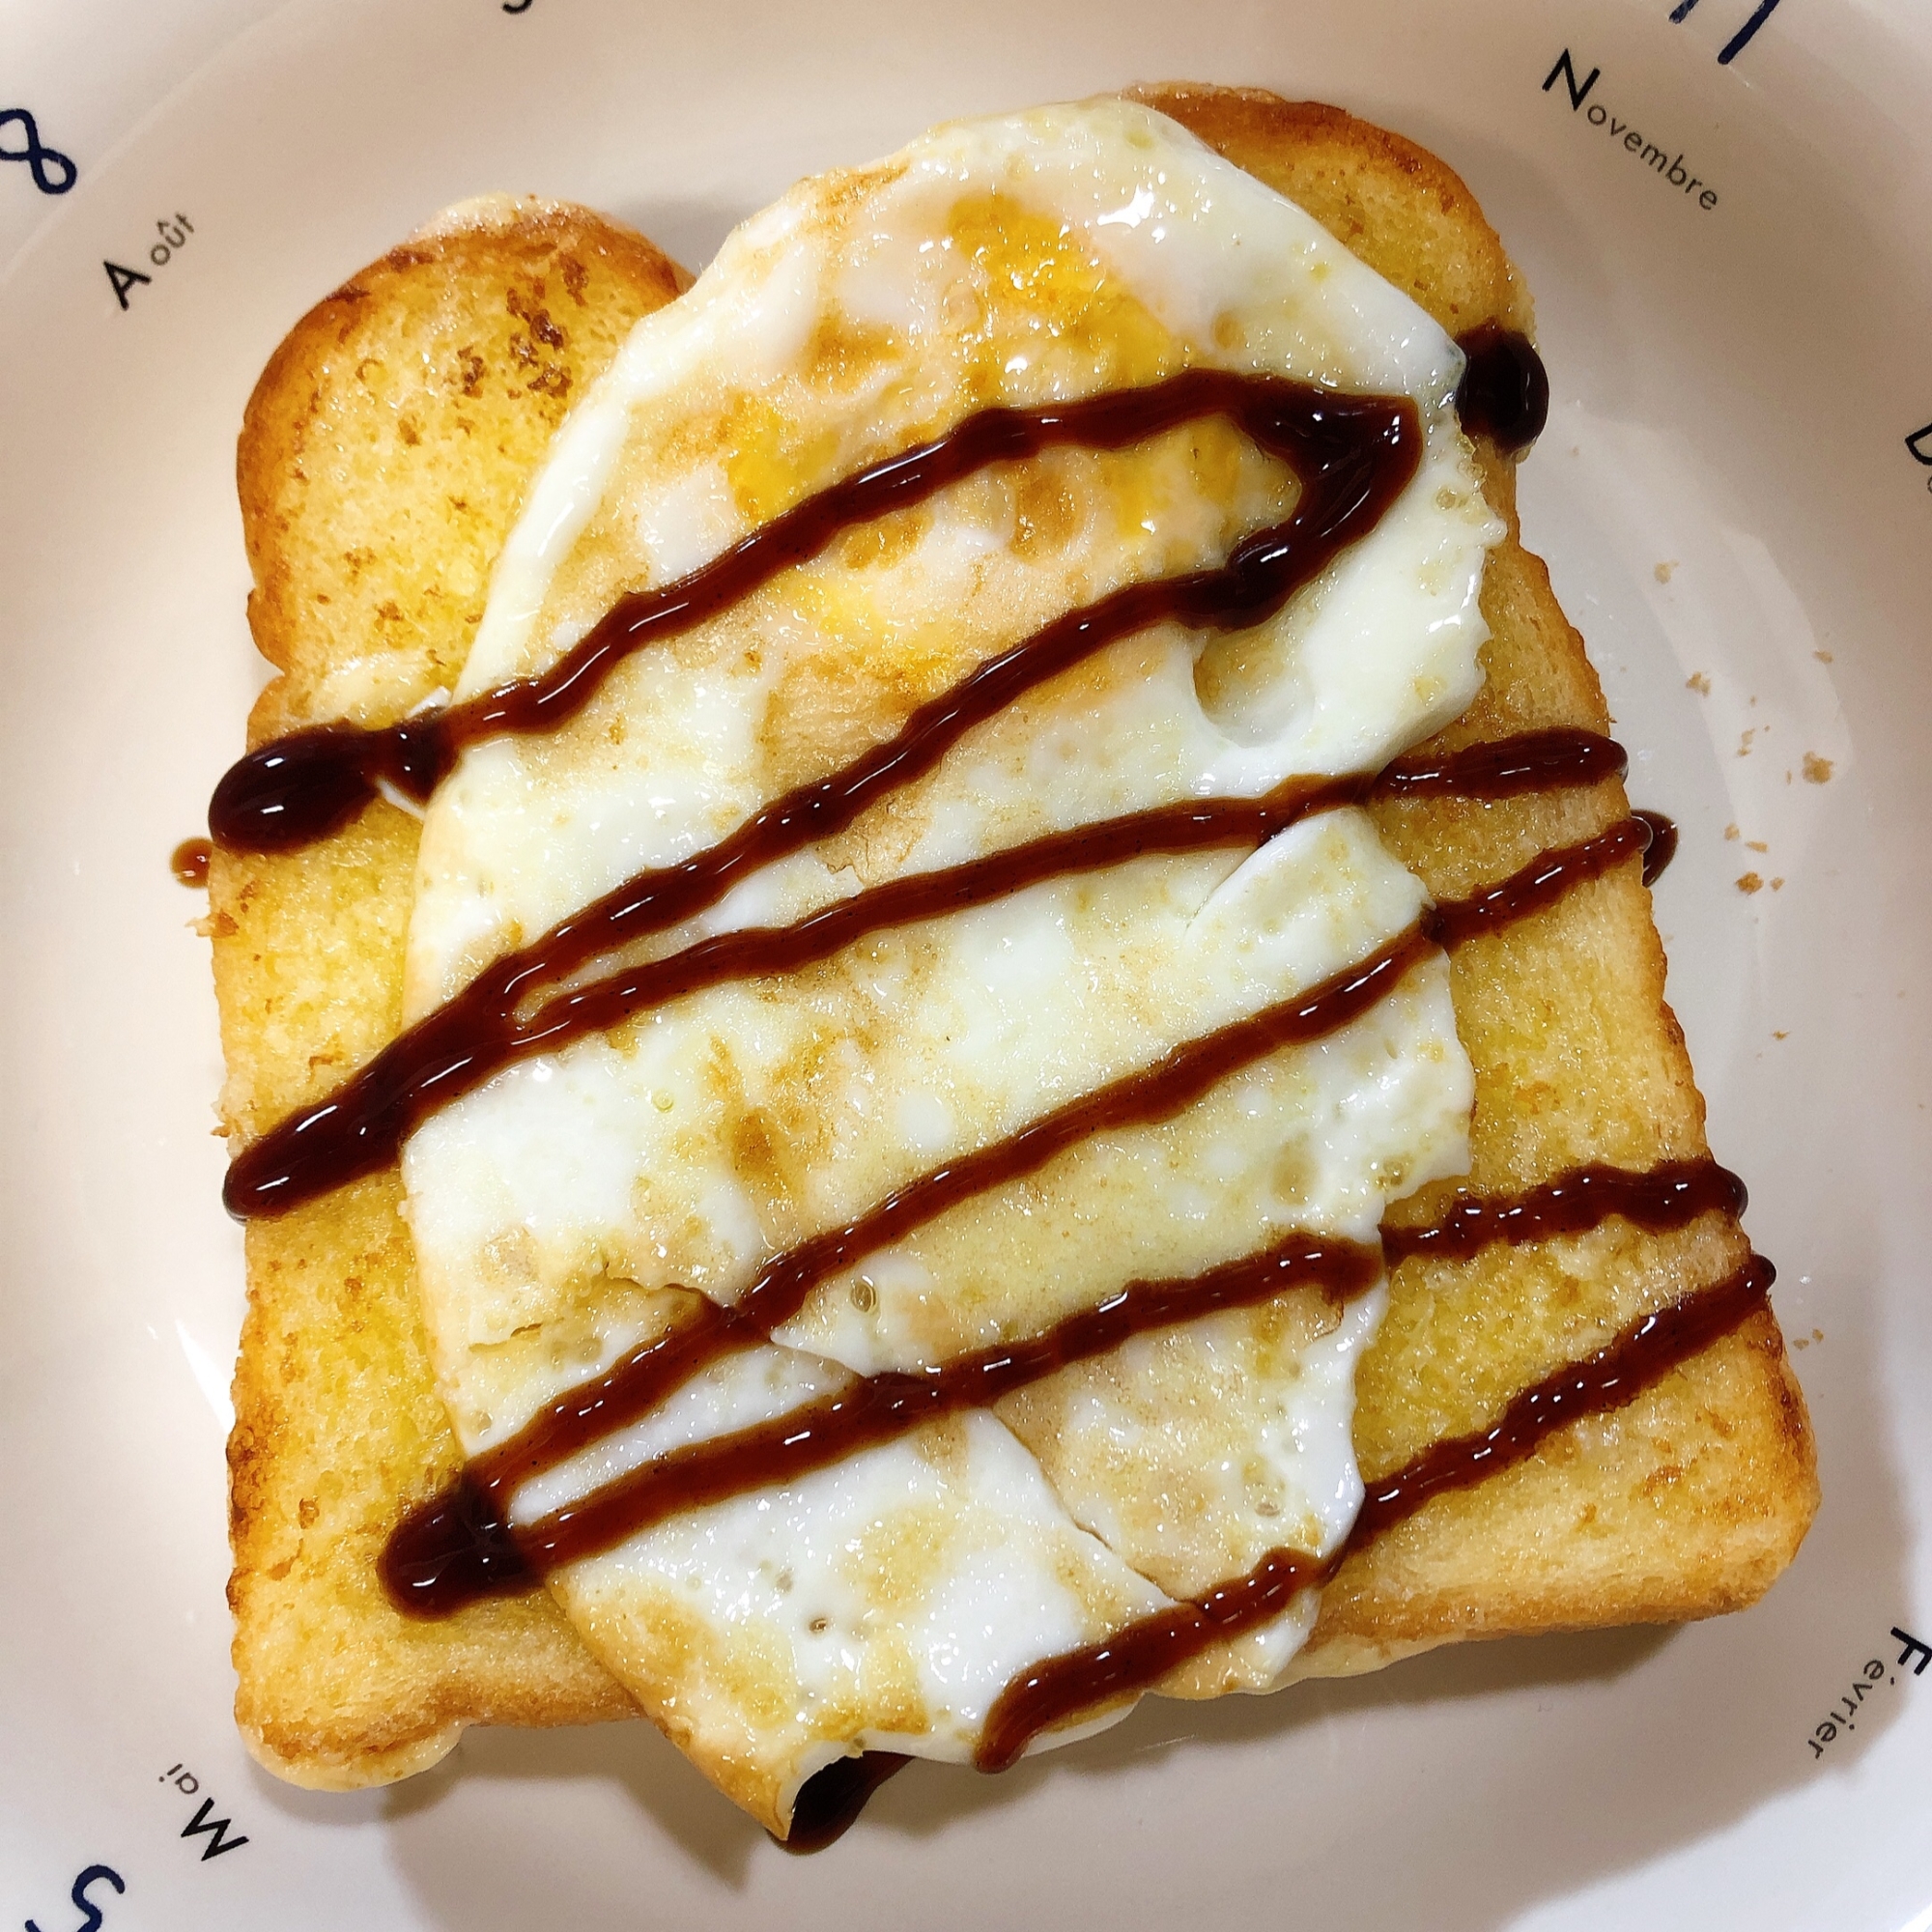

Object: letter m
[182,1797,250,1861]
[1544,49,1601,109]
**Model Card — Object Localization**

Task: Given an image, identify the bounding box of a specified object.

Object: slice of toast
[211,96,1815,1798]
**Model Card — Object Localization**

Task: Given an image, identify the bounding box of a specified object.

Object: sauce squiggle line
[514,1236,1381,1573]
[974,1252,1776,1770]
[382,817,1679,1616]
[221,729,1625,1219]
[209,369,1419,855]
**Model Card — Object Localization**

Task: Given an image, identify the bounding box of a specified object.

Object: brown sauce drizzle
[1423,816,1648,949]
[974,1252,1774,1771]
[222,401,1448,1214]
[1453,326,1550,456]
[379,935,1421,1618]
[229,781,1352,1217]
[1350,1252,1774,1547]
[1379,726,1622,799]
[208,369,1417,855]
[384,1152,1756,1618]
[170,838,212,887]
[211,336,1551,861]
[512,1238,1379,1577]
[227,727,1623,1221]
[979,1548,1330,1776]
[1635,809,1679,886]
[1381,1158,1745,1264]
[381,810,1663,1617]
[382,929,1434,1610]
[782,1752,912,1853]
[377,1466,530,1616]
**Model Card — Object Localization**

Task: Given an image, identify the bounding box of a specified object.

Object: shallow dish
[3,0,1930,1924]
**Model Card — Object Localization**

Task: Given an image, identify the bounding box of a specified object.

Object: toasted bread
[211,97,1815,1803]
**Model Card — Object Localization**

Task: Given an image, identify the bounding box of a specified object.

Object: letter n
[181,1797,251,1860]
[1543,49,1601,109]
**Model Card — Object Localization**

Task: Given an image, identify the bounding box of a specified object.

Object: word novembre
[1543,51,1719,211]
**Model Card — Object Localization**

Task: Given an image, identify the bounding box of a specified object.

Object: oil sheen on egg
[399,96,1498,1833]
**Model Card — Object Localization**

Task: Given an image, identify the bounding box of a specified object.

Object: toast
[211,92,1815,1809]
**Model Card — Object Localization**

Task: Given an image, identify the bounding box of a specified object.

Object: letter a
[1543,49,1601,110]
[104,259,153,310]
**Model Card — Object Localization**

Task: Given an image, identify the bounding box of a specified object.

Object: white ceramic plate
[5,0,1931,1923]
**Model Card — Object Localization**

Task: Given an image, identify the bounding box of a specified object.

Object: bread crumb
[1724,824,1740,841]
[1737,729,1755,756]
[1773,1030,1789,1039]
[1737,872,1763,894]
[1747,839,1768,853]
[1771,877,1785,890]
[1686,671,1711,695]
[1803,753,1833,783]
[1656,560,1677,582]
[1814,649,1833,663]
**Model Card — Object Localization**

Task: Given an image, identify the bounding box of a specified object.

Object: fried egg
[399,96,1499,1833]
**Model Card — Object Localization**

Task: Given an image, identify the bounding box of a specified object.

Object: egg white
[399,97,1496,1830]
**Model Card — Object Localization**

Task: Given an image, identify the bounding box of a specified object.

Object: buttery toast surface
[213,93,1816,1803]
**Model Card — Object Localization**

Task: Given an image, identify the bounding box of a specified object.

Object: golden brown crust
[214,97,1815,1798]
